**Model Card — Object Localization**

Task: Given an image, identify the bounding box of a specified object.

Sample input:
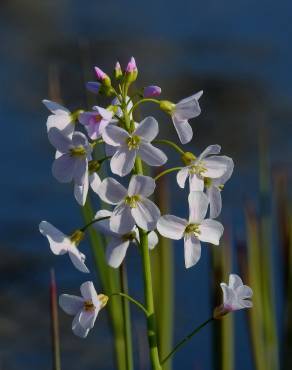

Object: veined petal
[98,178,127,205]
[134,116,159,142]
[39,221,68,255]
[198,144,221,160]
[72,317,90,338]
[176,168,189,188]
[157,215,187,240]
[106,238,130,268]
[237,285,253,299]
[184,234,201,268]
[72,131,90,148]
[110,203,135,234]
[198,219,224,245]
[79,310,98,330]
[102,125,129,146]
[48,128,72,153]
[188,191,209,223]
[93,106,113,121]
[68,249,90,273]
[132,198,160,231]
[148,231,159,250]
[216,157,234,185]
[128,175,155,197]
[207,186,222,218]
[229,274,243,290]
[80,281,98,302]
[176,92,202,119]
[202,156,229,178]
[59,294,84,315]
[110,146,136,176]
[52,154,75,183]
[220,283,236,306]
[138,142,167,166]
[42,99,70,114]
[189,174,204,191]
[177,91,203,105]
[172,117,193,144]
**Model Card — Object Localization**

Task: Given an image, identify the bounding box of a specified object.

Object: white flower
[94,210,158,268]
[177,145,233,211]
[48,128,92,186]
[43,100,75,137]
[74,161,102,206]
[171,91,203,144]
[102,116,167,177]
[97,175,160,233]
[214,274,253,319]
[157,191,223,268]
[39,221,89,273]
[59,281,108,338]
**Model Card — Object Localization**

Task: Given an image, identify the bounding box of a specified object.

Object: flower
[177,145,233,215]
[48,128,92,186]
[73,160,101,206]
[160,91,203,144]
[39,221,89,273]
[86,82,101,94]
[97,175,160,233]
[79,106,113,140]
[94,210,158,268]
[157,191,223,268]
[144,85,162,98]
[102,116,167,176]
[213,274,253,319]
[59,281,108,338]
[42,99,75,137]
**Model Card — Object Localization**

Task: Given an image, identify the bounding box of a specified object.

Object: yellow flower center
[84,300,95,312]
[189,161,207,177]
[126,135,140,150]
[69,230,84,245]
[184,223,200,236]
[124,195,140,208]
[204,177,213,188]
[88,160,100,174]
[70,146,86,157]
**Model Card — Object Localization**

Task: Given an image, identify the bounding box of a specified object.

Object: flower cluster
[39,56,252,342]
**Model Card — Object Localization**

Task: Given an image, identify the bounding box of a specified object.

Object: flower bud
[143,85,161,98]
[88,160,101,174]
[94,66,112,87]
[125,56,138,83]
[86,81,101,94]
[114,61,123,79]
[159,100,176,114]
[181,151,196,165]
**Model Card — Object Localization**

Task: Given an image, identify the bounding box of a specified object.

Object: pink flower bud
[144,85,161,98]
[126,57,137,73]
[114,61,122,79]
[94,67,107,81]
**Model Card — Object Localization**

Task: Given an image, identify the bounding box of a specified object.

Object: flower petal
[52,154,75,183]
[102,125,129,146]
[138,142,167,166]
[89,173,101,194]
[215,157,234,185]
[189,174,204,191]
[198,145,221,160]
[42,100,70,114]
[198,219,224,245]
[202,156,230,178]
[188,191,209,223]
[229,274,243,290]
[176,168,189,189]
[72,158,88,186]
[47,115,74,137]
[79,310,98,330]
[80,281,98,302]
[59,294,84,315]
[106,238,130,268]
[184,234,201,268]
[48,128,71,153]
[110,146,136,176]
[110,203,135,234]
[157,215,187,240]
[94,210,118,237]
[237,285,253,299]
[207,186,222,218]
[148,231,159,250]
[132,198,160,231]
[74,173,89,206]
[134,116,159,142]
[39,221,68,255]
[172,117,193,144]
[68,249,90,273]
[176,92,202,119]
[72,318,90,338]
[128,175,155,197]
[220,283,236,306]
[98,178,127,205]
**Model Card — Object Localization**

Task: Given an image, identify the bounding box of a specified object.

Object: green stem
[80,216,110,232]
[135,156,162,370]
[161,318,214,365]
[111,293,149,316]
[129,98,160,115]
[154,167,183,181]
[153,140,185,155]
[120,264,134,370]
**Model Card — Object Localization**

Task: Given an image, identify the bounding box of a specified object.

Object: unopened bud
[125,56,138,83]
[114,61,123,79]
[159,100,175,114]
[181,151,196,165]
[144,85,161,98]
[86,81,101,94]
[94,66,112,87]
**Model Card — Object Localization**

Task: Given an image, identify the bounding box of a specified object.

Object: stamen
[189,161,207,177]
[124,195,140,208]
[126,135,140,150]
[84,300,95,312]
[70,146,86,157]
[184,223,200,236]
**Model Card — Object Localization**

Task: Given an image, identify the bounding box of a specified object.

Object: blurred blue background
[0,0,291,369]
